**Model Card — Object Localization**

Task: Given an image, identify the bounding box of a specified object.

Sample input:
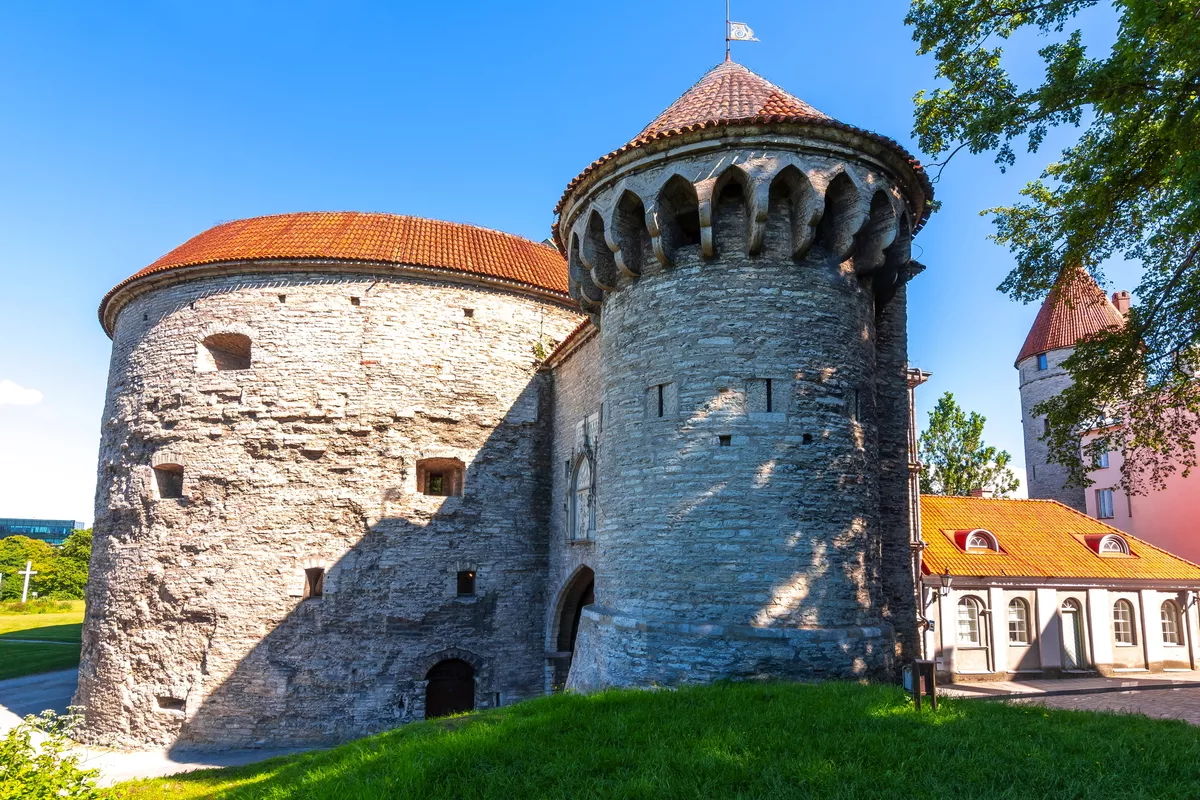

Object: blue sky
[0,1,1135,525]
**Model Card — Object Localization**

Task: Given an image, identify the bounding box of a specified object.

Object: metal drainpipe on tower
[907,366,932,658]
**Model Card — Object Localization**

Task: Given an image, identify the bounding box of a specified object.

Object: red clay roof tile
[1016,267,1126,365]
[921,495,1200,581]
[100,212,571,332]
[555,61,933,226]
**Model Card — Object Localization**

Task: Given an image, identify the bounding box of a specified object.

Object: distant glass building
[0,518,78,546]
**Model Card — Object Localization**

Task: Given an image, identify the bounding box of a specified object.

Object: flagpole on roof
[725,0,731,61]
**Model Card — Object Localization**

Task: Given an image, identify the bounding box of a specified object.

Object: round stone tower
[78,212,582,748]
[555,61,934,689]
[1016,267,1126,511]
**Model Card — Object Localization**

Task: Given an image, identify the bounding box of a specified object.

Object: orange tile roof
[100,212,571,332]
[1016,267,1126,365]
[555,61,933,229]
[920,495,1200,582]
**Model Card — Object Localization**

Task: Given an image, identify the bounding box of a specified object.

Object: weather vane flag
[725,1,759,61]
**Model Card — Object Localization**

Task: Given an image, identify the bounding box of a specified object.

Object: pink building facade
[1018,268,1200,565]
[1082,427,1200,565]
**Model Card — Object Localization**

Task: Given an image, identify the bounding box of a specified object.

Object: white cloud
[0,380,44,406]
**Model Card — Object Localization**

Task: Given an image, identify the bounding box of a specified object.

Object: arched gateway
[425,659,475,719]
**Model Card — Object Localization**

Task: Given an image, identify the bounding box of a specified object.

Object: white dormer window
[1099,534,1130,555]
[964,529,1000,552]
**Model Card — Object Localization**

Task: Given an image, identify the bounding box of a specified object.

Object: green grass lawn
[108,681,1200,800]
[0,601,83,679]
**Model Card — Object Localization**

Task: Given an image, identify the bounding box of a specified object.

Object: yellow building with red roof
[920,494,1200,680]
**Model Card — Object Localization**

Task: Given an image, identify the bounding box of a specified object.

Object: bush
[0,598,74,614]
[0,708,99,800]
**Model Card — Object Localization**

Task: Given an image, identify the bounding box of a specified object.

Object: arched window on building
[957,596,984,646]
[1113,599,1138,646]
[1161,600,1184,646]
[1008,598,1031,645]
[570,455,595,541]
[198,333,251,372]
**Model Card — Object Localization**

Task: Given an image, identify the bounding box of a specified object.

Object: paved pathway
[0,669,315,787]
[943,671,1200,726]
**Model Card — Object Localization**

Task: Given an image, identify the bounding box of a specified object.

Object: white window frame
[1161,600,1184,647]
[957,596,984,647]
[1096,489,1115,519]
[1113,599,1137,646]
[1008,598,1031,645]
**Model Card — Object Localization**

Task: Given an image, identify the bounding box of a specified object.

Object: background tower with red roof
[1015,267,1128,511]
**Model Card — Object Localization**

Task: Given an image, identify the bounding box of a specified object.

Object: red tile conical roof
[1016,267,1127,365]
[633,60,830,140]
[555,61,932,227]
[99,212,570,334]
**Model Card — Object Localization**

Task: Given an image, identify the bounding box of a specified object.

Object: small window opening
[457,570,476,596]
[718,435,732,447]
[1096,489,1115,519]
[278,294,287,303]
[1096,451,1110,469]
[463,308,475,318]
[156,696,185,712]
[803,433,814,445]
[657,384,665,418]
[199,333,252,371]
[154,464,184,499]
[303,567,325,599]
[142,313,148,321]
[350,296,361,306]
[1043,417,1052,436]
[766,379,773,413]
[852,389,861,421]
[417,458,465,497]
[1036,353,1048,371]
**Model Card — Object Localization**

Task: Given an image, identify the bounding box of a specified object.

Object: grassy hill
[109,681,1200,799]
[0,599,84,679]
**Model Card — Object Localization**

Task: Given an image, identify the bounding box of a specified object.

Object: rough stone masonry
[77,60,933,749]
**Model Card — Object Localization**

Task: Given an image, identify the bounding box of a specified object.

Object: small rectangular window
[1037,354,1048,371]
[766,379,773,413]
[646,382,677,419]
[747,379,779,414]
[457,570,476,596]
[463,308,475,318]
[304,567,325,599]
[718,435,732,447]
[156,696,185,712]
[278,294,287,303]
[350,296,361,306]
[1096,451,1110,469]
[154,465,184,499]
[1097,488,1115,519]
[427,473,445,496]
[1043,417,1052,436]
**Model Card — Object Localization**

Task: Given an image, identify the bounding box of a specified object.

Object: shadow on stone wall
[141,379,554,752]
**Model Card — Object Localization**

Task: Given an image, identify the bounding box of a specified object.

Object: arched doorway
[552,567,595,688]
[425,659,475,719]
[1060,599,1086,670]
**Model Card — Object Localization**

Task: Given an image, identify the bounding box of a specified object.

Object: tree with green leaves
[920,392,1021,496]
[907,0,1200,492]
[41,529,91,600]
[0,536,56,602]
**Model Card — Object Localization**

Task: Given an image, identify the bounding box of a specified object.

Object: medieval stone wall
[1018,349,1087,511]
[76,269,581,748]
[558,144,918,689]
[543,329,602,689]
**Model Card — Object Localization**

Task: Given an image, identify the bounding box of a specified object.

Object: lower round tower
[78,213,582,748]
[555,61,933,689]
